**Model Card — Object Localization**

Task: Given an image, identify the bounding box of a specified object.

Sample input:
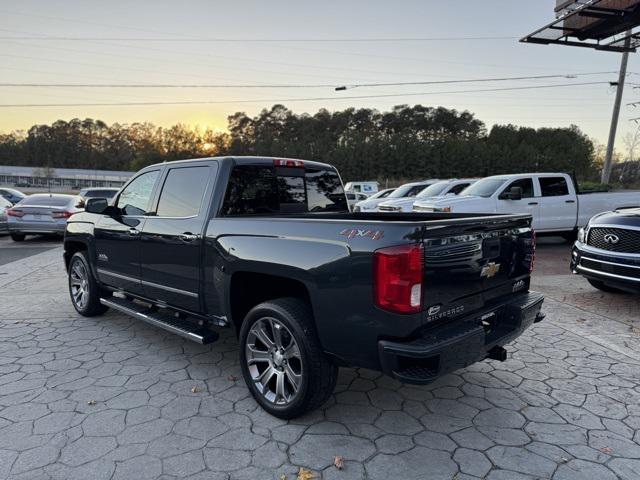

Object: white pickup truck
[413,173,639,235]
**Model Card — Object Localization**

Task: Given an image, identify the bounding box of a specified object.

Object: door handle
[128,228,140,236]
[565,200,576,204]
[528,202,539,206]
[179,233,199,242]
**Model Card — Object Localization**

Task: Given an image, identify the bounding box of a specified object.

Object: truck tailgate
[422,219,535,324]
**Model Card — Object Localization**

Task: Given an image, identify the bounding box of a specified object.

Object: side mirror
[85,197,108,214]
[508,186,523,201]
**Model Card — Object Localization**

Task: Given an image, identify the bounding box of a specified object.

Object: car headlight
[577,227,586,243]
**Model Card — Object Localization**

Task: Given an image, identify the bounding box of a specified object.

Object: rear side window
[157,166,210,217]
[306,169,347,212]
[221,165,347,215]
[540,177,570,197]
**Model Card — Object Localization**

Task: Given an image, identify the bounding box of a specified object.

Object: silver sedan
[0,196,11,234]
[7,194,84,241]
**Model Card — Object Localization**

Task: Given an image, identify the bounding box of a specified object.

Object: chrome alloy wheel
[245,317,303,405]
[69,260,89,310]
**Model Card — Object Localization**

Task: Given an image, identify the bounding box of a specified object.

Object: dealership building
[0,165,133,191]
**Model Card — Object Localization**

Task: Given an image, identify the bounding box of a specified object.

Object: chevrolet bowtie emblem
[481,262,501,279]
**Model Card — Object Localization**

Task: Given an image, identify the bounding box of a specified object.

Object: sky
[1,0,639,147]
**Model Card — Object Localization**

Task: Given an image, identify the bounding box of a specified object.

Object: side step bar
[100,296,219,345]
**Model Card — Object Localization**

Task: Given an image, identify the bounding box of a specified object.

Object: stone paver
[1,245,640,479]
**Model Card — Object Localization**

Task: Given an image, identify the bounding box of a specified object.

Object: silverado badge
[481,262,501,279]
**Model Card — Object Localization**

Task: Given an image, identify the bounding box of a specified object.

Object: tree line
[0,104,599,182]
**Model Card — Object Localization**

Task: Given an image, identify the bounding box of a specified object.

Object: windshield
[388,184,426,199]
[417,182,449,198]
[461,178,506,198]
[368,189,393,200]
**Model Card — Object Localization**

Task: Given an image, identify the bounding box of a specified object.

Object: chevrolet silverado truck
[64,156,543,418]
[571,208,640,293]
[413,173,639,238]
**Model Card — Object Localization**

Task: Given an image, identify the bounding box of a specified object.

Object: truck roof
[146,156,337,171]
[486,172,569,180]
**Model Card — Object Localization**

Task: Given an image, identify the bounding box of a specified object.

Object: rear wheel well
[229,272,312,335]
[64,241,88,270]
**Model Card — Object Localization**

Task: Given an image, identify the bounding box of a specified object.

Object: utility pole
[602,32,632,185]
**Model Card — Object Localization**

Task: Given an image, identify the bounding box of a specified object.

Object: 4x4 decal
[339,228,385,240]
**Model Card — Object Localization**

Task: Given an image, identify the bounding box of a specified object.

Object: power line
[0,72,618,90]
[0,81,610,108]
[0,35,518,43]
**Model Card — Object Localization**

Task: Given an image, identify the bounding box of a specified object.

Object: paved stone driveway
[1,248,640,479]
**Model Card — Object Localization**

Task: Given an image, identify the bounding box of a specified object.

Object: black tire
[68,251,109,316]
[10,233,25,242]
[239,297,337,419]
[588,279,628,294]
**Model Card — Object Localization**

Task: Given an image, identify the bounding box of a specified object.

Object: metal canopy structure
[521,0,640,52]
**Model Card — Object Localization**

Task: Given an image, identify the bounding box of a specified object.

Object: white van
[344,181,379,195]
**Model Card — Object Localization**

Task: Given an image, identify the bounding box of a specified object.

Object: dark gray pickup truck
[64,156,544,418]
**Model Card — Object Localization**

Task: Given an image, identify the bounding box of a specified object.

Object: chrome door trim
[97,268,198,298]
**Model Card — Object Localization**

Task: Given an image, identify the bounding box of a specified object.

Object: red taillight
[274,159,304,168]
[51,211,74,219]
[373,244,424,314]
[7,209,24,218]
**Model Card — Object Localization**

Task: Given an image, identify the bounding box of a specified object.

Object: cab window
[539,177,570,197]
[116,170,159,216]
[156,166,210,217]
[499,178,534,199]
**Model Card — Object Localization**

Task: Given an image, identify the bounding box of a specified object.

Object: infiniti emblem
[604,234,620,244]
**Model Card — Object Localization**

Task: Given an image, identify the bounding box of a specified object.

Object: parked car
[7,194,84,241]
[79,187,120,203]
[379,179,477,213]
[375,180,440,212]
[346,192,369,211]
[353,188,396,212]
[0,196,11,234]
[0,188,26,205]
[344,181,379,195]
[413,173,639,236]
[571,207,640,293]
[63,156,543,419]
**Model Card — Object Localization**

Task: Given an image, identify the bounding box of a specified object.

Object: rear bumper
[378,291,544,384]
[8,221,66,234]
[571,243,640,292]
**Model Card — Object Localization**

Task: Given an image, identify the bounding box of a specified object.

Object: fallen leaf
[191,386,200,393]
[87,400,96,406]
[600,447,613,454]
[227,375,238,382]
[333,456,344,470]
[576,318,586,324]
[279,475,287,480]
[297,467,317,480]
